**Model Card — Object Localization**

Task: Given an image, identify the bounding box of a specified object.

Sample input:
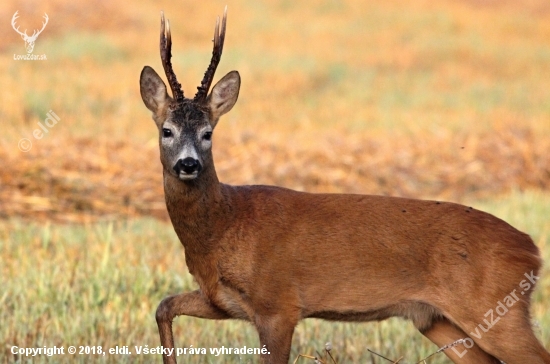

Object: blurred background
[1,0,549,362]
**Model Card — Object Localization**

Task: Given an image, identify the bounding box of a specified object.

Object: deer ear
[140,66,170,116]
[207,71,240,128]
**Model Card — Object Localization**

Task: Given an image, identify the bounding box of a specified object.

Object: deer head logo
[11,11,49,54]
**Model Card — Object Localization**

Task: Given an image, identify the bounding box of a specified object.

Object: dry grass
[1,123,550,223]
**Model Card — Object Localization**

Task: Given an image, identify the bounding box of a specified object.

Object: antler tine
[42,14,49,29]
[11,11,19,25]
[160,11,184,102]
[11,11,27,37]
[194,6,227,102]
[30,14,48,39]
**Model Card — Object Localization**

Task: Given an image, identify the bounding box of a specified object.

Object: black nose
[174,157,201,175]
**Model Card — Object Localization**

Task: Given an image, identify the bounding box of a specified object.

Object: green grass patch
[40,33,127,63]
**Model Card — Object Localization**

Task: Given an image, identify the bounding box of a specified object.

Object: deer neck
[163,166,229,258]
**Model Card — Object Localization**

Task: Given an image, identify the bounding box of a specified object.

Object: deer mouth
[178,171,199,180]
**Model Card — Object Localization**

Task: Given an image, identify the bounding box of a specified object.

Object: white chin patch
[179,171,199,180]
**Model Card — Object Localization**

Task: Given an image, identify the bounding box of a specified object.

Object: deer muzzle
[173,157,202,180]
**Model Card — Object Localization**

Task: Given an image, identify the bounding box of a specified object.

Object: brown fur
[157,173,550,364]
[140,10,550,364]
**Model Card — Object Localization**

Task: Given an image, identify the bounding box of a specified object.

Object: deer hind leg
[255,313,298,364]
[155,290,230,364]
[416,318,501,364]
[453,304,550,364]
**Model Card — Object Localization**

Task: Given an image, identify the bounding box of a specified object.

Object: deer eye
[203,132,212,141]
[162,128,173,138]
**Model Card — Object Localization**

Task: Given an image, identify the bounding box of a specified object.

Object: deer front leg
[256,314,298,364]
[155,290,229,364]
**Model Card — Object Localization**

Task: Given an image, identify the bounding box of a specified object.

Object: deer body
[141,9,550,364]
[167,176,540,325]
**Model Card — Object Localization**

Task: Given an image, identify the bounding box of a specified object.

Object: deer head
[140,7,240,182]
[11,11,49,54]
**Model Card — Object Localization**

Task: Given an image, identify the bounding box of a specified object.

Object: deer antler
[194,6,227,103]
[11,11,28,38]
[29,13,49,41]
[160,11,184,102]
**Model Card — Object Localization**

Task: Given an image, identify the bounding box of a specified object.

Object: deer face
[140,9,239,182]
[159,103,212,180]
[140,67,240,182]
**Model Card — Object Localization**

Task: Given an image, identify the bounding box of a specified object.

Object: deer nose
[174,157,201,175]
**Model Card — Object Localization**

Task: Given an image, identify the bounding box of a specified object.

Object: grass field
[1,0,550,362]
[1,191,549,363]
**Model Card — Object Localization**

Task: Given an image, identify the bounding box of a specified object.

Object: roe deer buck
[139,8,550,364]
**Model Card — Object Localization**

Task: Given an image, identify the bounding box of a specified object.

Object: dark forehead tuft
[170,100,208,125]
